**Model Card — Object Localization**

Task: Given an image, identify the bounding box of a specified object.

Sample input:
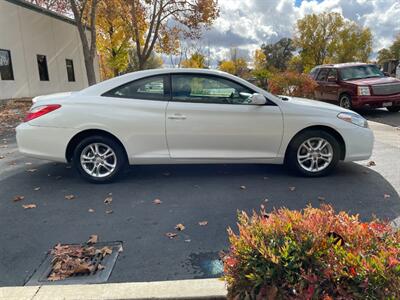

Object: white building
[0,0,100,100]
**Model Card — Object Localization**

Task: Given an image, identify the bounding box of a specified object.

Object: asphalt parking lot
[0,109,399,287]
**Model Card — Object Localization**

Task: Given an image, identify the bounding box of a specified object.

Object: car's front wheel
[339,94,352,110]
[73,135,127,183]
[286,130,340,177]
[386,106,400,113]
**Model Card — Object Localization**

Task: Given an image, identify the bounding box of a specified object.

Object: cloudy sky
[200,0,400,63]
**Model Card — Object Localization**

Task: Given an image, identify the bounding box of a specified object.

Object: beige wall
[0,1,100,100]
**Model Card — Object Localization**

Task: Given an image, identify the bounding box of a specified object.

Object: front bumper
[341,125,374,162]
[352,94,400,108]
[16,123,77,162]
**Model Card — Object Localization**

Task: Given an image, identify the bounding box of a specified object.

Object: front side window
[66,59,75,82]
[171,74,254,105]
[103,75,169,100]
[0,49,14,80]
[37,54,49,81]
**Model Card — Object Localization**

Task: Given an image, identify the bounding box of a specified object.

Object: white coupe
[16,68,373,182]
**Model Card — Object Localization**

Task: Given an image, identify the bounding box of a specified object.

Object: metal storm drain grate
[26,241,122,286]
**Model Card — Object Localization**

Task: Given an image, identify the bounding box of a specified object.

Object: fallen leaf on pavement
[198,221,208,226]
[184,239,191,243]
[105,209,113,214]
[367,161,376,167]
[25,162,32,165]
[240,185,246,190]
[87,235,98,244]
[98,264,105,270]
[384,194,391,199]
[104,194,112,204]
[22,204,37,209]
[99,246,113,257]
[118,245,124,253]
[34,187,41,191]
[27,168,37,173]
[153,198,162,205]
[13,195,25,202]
[166,232,178,239]
[0,155,4,159]
[65,194,75,200]
[175,223,185,231]
[289,186,296,191]
[88,208,94,213]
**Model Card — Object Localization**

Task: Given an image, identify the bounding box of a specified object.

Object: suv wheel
[339,94,352,109]
[286,130,340,177]
[387,106,400,113]
[73,135,127,183]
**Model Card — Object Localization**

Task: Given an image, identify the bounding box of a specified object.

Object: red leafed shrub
[268,71,317,99]
[222,205,400,299]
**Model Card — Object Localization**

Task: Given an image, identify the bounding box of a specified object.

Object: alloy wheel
[80,143,117,178]
[297,137,333,173]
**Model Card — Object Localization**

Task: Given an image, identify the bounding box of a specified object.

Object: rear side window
[309,67,319,79]
[103,75,170,100]
[316,68,329,81]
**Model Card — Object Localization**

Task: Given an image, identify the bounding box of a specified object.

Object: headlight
[337,112,368,128]
[357,86,370,96]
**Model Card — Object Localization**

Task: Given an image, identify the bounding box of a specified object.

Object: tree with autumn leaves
[29,0,219,83]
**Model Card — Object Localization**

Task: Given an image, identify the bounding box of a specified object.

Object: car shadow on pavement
[0,161,399,286]
[357,108,400,127]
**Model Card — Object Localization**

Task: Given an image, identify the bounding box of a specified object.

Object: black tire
[72,135,127,183]
[286,130,341,177]
[339,94,352,110]
[386,106,400,112]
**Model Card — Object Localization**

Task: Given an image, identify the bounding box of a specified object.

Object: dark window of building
[37,54,49,81]
[0,49,14,80]
[66,59,75,82]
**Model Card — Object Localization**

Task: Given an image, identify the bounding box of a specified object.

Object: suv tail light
[25,104,61,122]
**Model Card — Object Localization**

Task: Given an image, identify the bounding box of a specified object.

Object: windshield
[339,65,384,80]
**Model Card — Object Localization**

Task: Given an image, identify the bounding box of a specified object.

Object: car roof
[314,62,372,69]
[78,68,264,97]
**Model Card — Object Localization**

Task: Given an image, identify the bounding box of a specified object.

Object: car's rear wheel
[286,130,340,177]
[386,106,400,112]
[73,135,127,183]
[339,94,352,110]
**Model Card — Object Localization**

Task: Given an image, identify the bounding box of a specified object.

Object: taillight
[24,104,61,122]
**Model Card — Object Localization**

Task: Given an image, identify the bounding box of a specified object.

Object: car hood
[343,76,400,85]
[32,92,76,104]
[281,96,353,113]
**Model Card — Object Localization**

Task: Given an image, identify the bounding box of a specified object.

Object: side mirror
[248,93,267,105]
[327,76,336,82]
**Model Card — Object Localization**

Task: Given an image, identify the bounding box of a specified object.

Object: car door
[314,68,329,100]
[324,68,340,102]
[166,73,284,159]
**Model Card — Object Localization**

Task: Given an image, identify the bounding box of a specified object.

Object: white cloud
[201,0,400,64]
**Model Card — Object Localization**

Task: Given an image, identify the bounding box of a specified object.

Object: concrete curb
[0,278,227,300]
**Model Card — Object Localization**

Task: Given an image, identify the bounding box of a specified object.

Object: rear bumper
[16,123,77,162]
[352,94,400,108]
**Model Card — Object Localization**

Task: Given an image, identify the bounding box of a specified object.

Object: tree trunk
[84,55,97,86]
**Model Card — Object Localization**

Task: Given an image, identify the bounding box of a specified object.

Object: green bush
[222,205,400,299]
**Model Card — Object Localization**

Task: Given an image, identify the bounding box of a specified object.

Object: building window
[37,54,49,81]
[0,49,14,80]
[66,59,75,82]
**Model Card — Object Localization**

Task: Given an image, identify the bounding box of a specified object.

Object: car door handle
[168,114,187,120]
